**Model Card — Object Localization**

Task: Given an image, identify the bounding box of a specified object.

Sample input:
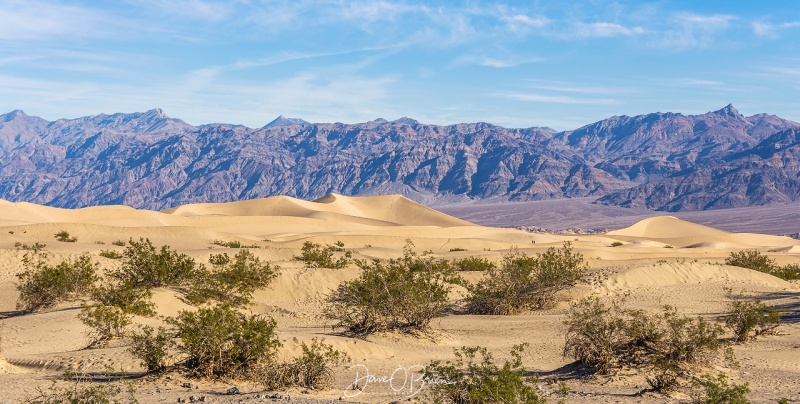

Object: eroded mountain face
[0,105,798,211]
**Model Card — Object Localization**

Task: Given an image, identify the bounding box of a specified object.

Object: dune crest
[608,216,729,239]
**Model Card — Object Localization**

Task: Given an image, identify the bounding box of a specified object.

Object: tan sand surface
[0,195,798,403]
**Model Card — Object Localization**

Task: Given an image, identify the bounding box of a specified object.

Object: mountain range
[0,105,798,211]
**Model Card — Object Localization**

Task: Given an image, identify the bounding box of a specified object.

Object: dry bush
[722,291,782,343]
[466,242,586,315]
[423,344,546,404]
[16,253,98,312]
[128,325,175,373]
[691,373,750,404]
[325,241,460,335]
[252,338,350,390]
[451,256,496,272]
[108,238,199,289]
[54,230,78,243]
[564,297,725,385]
[78,305,132,346]
[295,241,352,269]
[185,249,279,306]
[168,304,281,378]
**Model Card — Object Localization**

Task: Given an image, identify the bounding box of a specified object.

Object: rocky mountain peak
[711,104,743,118]
[263,115,310,128]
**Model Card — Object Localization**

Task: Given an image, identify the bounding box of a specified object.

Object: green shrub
[111,240,126,247]
[90,282,155,317]
[16,253,98,312]
[423,344,546,404]
[723,292,782,343]
[108,238,199,289]
[78,304,132,346]
[25,375,136,404]
[168,304,281,378]
[212,240,260,248]
[725,250,775,273]
[295,241,352,269]
[563,297,725,377]
[128,325,175,373]
[98,250,123,259]
[14,242,46,252]
[768,263,800,281]
[449,247,468,252]
[692,373,750,404]
[466,242,586,314]
[254,338,350,390]
[325,242,460,335]
[451,256,497,272]
[611,241,623,247]
[54,230,78,243]
[186,249,279,306]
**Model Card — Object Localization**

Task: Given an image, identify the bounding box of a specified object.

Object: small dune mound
[602,262,793,293]
[608,216,729,239]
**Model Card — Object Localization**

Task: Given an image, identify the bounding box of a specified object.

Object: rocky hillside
[0,105,798,211]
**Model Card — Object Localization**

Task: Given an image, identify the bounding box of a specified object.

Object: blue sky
[1,0,799,130]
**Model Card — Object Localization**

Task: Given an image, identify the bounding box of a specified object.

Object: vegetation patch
[325,241,460,335]
[54,230,78,243]
[725,250,800,280]
[466,242,587,314]
[722,290,782,343]
[295,241,352,269]
[423,344,546,404]
[212,239,260,248]
[108,238,200,289]
[186,249,279,306]
[16,253,98,312]
[451,256,496,272]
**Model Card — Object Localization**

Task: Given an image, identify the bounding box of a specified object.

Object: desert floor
[0,194,798,403]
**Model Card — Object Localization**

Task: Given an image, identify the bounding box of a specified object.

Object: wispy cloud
[653,13,736,49]
[0,0,112,40]
[752,20,800,38]
[572,22,644,38]
[495,92,619,105]
[675,78,724,87]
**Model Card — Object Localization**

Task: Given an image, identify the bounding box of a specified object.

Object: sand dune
[0,196,799,403]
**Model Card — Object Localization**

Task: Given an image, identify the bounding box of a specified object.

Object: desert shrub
[768,263,800,281]
[466,242,587,314]
[111,240,126,246]
[692,373,750,404]
[25,377,136,404]
[725,250,774,273]
[563,297,629,374]
[451,256,496,272]
[564,297,725,377]
[725,250,800,280]
[423,344,546,404]
[212,240,260,249]
[646,359,682,393]
[16,253,98,312]
[449,247,468,252]
[254,338,350,390]
[108,238,199,289]
[610,241,623,247]
[325,242,460,335]
[295,241,352,269]
[722,292,782,343]
[128,325,175,373]
[185,249,279,306]
[98,250,123,259]
[90,282,155,317]
[14,242,46,252]
[78,304,132,346]
[54,230,78,243]
[168,304,281,378]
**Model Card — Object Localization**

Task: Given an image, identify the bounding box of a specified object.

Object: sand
[0,194,798,403]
